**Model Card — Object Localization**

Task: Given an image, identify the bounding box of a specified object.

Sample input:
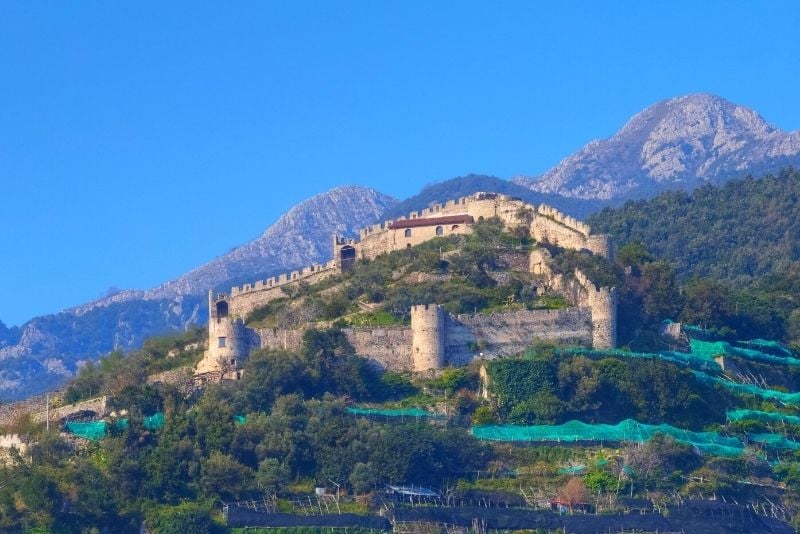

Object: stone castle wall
[532,205,612,259]
[252,305,592,373]
[197,192,616,380]
[345,327,414,371]
[444,308,593,366]
[228,261,338,319]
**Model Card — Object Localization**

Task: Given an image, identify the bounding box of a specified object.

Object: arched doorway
[339,245,356,271]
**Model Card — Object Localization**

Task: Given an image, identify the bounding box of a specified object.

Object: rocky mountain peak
[515,93,800,200]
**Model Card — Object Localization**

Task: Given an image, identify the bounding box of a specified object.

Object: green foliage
[590,169,800,342]
[146,501,221,534]
[487,358,555,408]
[487,354,731,429]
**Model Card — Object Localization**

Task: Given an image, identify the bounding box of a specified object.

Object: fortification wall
[257,328,306,353]
[228,263,337,319]
[31,396,109,424]
[347,193,533,261]
[345,327,413,371]
[444,308,593,366]
[532,204,612,259]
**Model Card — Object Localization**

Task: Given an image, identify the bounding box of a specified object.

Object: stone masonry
[194,192,617,381]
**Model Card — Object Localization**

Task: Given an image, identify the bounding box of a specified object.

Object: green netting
[749,433,800,450]
[346,407,442,418]
[689,339,800,367]
[727,409,800,425]
[65,421,108,441]
[692,371,800,404]
[65,413,164,441]
[471,419,746,456]
[739,339,794,357]
[233,415,247,424]
[558,465,586,474]
[558,348,720,373]
[144,412,165,430]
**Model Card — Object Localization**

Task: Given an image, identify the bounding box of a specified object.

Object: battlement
[536,204,591,236]
[230,261,336,297]
[355,192,521,237]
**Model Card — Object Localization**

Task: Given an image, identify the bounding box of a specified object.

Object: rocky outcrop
[515,93,800,200]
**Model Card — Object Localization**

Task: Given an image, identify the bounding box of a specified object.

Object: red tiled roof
[389,214,474,229]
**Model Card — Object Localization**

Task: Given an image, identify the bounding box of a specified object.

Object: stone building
[194,192,617,383]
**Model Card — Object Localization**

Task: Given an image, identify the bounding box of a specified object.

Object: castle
[194,193,617,382]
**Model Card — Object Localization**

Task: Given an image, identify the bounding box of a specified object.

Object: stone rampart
[345,327,413,371]
[257,328,306,353]
[228,262,337,319]
[444,308,593,366]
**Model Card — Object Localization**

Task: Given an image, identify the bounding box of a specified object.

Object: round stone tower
[410,304,445,372]
[588,287,617,349]
[196,291,252,380]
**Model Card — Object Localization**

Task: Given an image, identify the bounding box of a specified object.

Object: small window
[451,225,459,230]
[218,336,227,348]
[435,226,443,236]
[406,243,412,248]
[404,228,412,237]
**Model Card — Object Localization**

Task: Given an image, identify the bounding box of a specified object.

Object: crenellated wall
[538,262,618,350]
[227,261,338,319]
[196,192,616,380]
[532,204,613,259]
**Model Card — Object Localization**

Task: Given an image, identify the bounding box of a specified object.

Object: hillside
[0,186,396,400]
[589,168,800,344]
[515,93,800,200]
[2,219,799,532]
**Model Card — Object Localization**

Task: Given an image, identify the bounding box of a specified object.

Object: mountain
[0,186,396,400]
[384,174,606,220]
[514,93,800,200]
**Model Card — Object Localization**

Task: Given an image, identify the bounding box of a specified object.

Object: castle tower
[195,291,253,381]
[410,304,446,372]
[332,235,358,272]
[588,287,617,349]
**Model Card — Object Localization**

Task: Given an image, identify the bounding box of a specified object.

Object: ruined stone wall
[257,327,305,353]
[345,327,413,371]
[32,396,109,424]
[444,308,593,366]
[532,204,612,259]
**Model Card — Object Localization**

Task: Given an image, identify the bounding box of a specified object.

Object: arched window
[451,225,459,231]
[215,300,229,320]
[404,228,412,238]
[435,226,443,236]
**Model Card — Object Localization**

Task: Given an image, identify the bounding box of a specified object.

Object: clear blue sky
[2,1,799,326]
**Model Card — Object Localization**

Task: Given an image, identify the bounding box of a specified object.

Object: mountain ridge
[514,93,800,200]
[0,186,396,399]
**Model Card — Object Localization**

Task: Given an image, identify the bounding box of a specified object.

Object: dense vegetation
[248,218,564,330]
[484,350,732,429]
[4,203,800,531]
[590,168,800,345]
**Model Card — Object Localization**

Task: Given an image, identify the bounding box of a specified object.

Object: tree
[256,458,289,498]
[558,477,590,511]
[199,452,253,500]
